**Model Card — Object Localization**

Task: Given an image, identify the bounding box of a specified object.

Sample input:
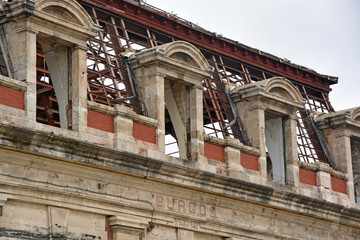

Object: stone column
[189,86,204,161]
[239,103,267,179]
[331,132,354,201]
[71,46,88,133]
[143,72,165,152]
[4,21,37,123]
[284,114,300,188]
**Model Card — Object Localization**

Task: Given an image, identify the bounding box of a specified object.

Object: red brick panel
[105,216,113,240]
[133,122,156,144]
[87,110,114,133]
[241,152,259,171]
[0,206,2,216]
[0,85,25,109]
[331,176,347,194]
[299,168,317,186]
[204,142,225,162]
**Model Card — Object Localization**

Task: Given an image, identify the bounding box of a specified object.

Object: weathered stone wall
[0,1,359,239]
[0,125,360,239]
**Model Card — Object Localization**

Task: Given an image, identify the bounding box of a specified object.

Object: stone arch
[265,77,303,103]
[35,0,95,29]
[160,41,210,72]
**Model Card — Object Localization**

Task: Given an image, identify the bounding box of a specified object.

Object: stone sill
[87,101,157,128]
[0,75,27,91]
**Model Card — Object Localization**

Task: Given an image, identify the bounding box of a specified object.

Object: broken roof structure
[0,0,359,239]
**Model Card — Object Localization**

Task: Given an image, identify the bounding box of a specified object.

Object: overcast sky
[146,0,360,111]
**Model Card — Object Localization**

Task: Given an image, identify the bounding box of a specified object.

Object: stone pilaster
[3,16,37,123]
[189,86,204,161]
[145,72,165,152]
[238,103,267,179]
[332,133,355,201]
[71,46,88,133]
[285,114,300,188]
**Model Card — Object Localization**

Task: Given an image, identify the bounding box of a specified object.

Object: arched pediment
[168,52,200,68]
[42,6,79,25]
[35,0,95,30]
[129,41,213,88]
[351,107,360,122]
[159,41,210,72]
[264,77,304,103]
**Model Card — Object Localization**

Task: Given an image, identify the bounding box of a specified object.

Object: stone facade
[0,1,359,240]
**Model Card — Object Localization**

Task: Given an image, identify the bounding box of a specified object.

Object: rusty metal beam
[78,0,337,92]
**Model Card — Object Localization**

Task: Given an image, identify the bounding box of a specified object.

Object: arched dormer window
[230,77,305,185]
[129,41,213,160]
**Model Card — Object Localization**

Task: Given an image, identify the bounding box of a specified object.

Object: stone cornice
[0,122,359,226]
[230,78,305,110]
[129,41,213,87]
[315,111,360,139]
[0,0,100,47]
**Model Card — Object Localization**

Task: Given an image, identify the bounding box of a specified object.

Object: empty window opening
[36,42,60,128]
[36,40,72,129]
[165,117,180,158]
[164,82,188,159]
[265,113,286,184]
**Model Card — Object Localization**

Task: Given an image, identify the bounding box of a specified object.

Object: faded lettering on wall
[154,195,216,219]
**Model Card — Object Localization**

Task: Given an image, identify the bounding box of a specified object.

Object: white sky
[146,0,360,111]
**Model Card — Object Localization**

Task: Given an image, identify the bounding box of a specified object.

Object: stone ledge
[299,161,346,180]
[87,102,157,128]
[204,135,260,156]
[0,122,359,226]
[115,104,157,127]
[88,101,116,115]
[0,75,27,91]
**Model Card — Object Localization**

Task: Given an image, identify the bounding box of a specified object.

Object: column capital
[109,214,149,240]
[72,45,89,52]
[249,104,266,111]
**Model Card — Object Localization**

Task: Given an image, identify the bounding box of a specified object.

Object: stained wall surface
[0,1,359,240]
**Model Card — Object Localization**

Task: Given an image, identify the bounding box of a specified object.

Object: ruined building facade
[0,0,359,239]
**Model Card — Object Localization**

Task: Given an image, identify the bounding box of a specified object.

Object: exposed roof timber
[80,0,338,92]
